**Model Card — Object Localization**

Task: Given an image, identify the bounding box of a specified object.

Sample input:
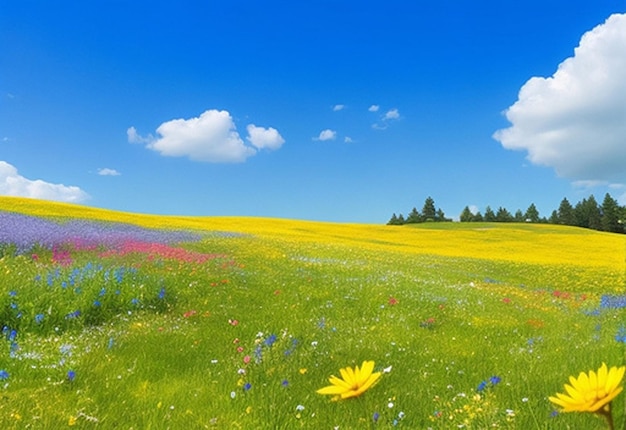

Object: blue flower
[67,370,76,382]
[158,287,166,299]
[477,381,487,391]
[264,334,277,347]
[35,314,44,324]
[490,375,501,385]
[243,382,252,391]
[0,370,9,380]
[372,412,380,423]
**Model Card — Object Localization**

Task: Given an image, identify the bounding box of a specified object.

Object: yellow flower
[549,363,625,413]
[317,360,381,400]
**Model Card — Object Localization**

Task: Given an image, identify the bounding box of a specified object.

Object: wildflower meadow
[0,196,625,429]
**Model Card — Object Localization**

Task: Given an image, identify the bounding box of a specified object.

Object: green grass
[0,203,625,429]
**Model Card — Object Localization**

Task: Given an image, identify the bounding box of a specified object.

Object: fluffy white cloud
[0,161,89,203]
[129,110,285,163]
[383,108,400,120]
[97,168,121,176]
[316,129,337,141]
[493,13,626,183]
[368,105,380,112]
[246,124,285,150]
[333,104,345,111]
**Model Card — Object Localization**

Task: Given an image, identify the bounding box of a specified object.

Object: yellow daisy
[549,363,625,413]
[317,360,381,400]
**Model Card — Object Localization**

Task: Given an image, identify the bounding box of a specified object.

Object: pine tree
[406,207,421,224]
[557,198,575,225]
[421,197,437,222]
[460,206,474,222]
[496,207,513,222]
[484,206,496,222]
[601,193,623,233]
[524,203,540,222]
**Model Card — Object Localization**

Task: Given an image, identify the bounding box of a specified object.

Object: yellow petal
[317,385,347,395]
[328,375,352,390]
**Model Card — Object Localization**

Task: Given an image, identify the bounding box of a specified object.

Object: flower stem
[597,404,614,430]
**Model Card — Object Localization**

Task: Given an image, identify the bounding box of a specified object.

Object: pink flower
[243,355,251,364]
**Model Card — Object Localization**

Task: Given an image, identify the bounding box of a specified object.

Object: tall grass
[0,197,624,429]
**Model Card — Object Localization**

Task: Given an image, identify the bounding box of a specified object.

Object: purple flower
[372,412,380,423]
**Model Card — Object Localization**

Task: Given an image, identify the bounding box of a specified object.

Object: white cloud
[128,110,284,163]
[368,105,380,112]
[493,13,626,184]
[0,161,89,203]
[316,129,337,141]
[246,124,285,150]
[383,108,400,120]
[333,104,345,111]
[97,168,121,176]
[127,126,152,144]
[344,136,354,143]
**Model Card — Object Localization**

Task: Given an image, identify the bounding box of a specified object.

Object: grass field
[0,196,625,429]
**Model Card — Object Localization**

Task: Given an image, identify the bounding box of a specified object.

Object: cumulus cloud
[246,124,285,150]
[0,161,89,203]
[333,104,345,111]
[383,108,400,120]
[493,13,626,184]
[368,105,380,112]
[128,110,284,163]
[316,129,337,141]
[97,168,121,176]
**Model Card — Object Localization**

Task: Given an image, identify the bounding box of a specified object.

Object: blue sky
[1,1,626,223]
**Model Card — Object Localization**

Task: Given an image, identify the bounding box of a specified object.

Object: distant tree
[436,208,451,222]
[387,213,402,226]
[496,206,513,222]
[524,203,540,222]
[575,196,602,230]
[484,206,496,222]
[397,213,405,224]
[557,198,575,225]
[473,211,484,222]
[406,207,421,224]
[549,210,559,224]
[514,209,524,223]
[421,197,437,222]
[460,206,474,222]
[601,193,623,233]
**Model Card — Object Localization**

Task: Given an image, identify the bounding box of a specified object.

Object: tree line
[387,193,626,234]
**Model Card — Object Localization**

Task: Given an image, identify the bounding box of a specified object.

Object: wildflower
[477,381,487,392]
[317,360,382,400]
[67,370,76,382]
[35,314,44,324]
[549,363,625,428]
[0,370,9,380]
[264,334,277,347]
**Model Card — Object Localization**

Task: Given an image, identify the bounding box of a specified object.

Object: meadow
[0,196,624,429]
